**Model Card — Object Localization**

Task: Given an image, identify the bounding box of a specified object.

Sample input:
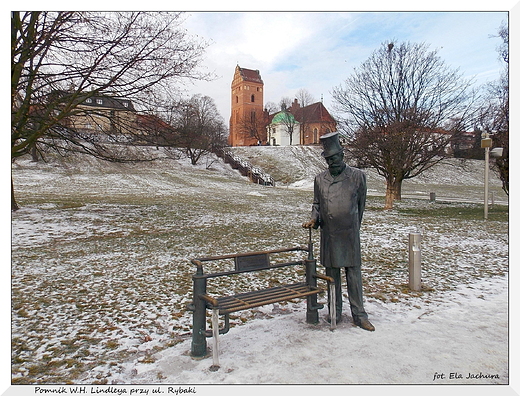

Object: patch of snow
[113,276,508,385]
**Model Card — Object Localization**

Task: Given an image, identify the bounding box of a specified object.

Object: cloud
[181,11,508,123]
[185,12,326,71]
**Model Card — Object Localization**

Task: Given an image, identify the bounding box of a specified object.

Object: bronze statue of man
[303,132,374,331]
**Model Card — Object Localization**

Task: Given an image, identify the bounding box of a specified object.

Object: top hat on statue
[320,132,343,158]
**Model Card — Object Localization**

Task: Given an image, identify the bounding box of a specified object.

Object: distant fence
[215,148,275,186]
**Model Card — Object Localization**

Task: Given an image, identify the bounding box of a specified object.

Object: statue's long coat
[311,165,367,268]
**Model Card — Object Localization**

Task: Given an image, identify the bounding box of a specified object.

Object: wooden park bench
[187,230,336,369]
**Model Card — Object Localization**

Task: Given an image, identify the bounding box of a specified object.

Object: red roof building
[228,66,336,146]
[288,99,337,145]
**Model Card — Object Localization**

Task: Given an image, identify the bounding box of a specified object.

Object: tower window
[251,94,255,103]
[236,96,238,103]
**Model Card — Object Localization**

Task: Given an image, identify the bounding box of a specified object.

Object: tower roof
[237,66,263,84]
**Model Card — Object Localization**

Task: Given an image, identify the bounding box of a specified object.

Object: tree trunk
[12,177,19,211]
[394,180,402,200]
[384,178,403,209]
[31,144,39,162]
[496,156,509,195]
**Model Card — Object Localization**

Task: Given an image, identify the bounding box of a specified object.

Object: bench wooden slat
[218,284,315,305]
[203,282,324,314]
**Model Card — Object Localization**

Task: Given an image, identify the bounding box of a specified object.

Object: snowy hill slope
[230,145,508,203]
[15,144,507,204]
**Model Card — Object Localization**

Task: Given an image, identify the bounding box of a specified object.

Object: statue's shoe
[354,317,375,331]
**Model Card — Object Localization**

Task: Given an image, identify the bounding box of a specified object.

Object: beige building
[66,94,137,139]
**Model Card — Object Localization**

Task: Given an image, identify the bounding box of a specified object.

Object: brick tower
[229,65,266,146]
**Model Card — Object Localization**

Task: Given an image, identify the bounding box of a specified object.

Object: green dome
[271,111,298,124]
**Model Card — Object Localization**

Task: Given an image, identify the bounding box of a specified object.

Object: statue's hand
[302,219,316,229]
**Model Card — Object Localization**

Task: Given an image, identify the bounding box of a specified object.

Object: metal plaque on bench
[234,253,270,271]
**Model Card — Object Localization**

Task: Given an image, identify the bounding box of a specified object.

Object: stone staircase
[215,148,275,186]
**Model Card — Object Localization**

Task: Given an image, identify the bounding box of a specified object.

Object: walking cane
[307,226,336,330]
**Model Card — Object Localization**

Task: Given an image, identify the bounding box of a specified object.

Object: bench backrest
[235,253,270,271]
[192,246,309,278]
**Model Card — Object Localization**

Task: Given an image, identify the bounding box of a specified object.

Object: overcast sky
[179,10,509,123]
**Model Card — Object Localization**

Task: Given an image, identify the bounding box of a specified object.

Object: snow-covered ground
[8,146,513,393]
[117,275,509,385]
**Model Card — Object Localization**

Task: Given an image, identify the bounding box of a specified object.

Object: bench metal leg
[191,269,208,358]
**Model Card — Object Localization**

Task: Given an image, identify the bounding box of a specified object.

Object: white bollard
[409,233,422,291]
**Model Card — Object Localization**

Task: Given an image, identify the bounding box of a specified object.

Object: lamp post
[481,132,504,220]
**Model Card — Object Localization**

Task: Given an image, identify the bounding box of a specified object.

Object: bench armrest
[200,294,219,307]
[314,273,335,284]
[191,259,203,267]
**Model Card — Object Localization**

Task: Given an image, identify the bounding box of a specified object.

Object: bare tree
[264,101,279,114]
[172,95,227,165]
[292,89,315,143]
[276,106,298,145]
[135,112,179,148]
[295,88,315,107]
[235,111,267,145]
[279,97,293,110]
[11,11,210,210]
[332,40,478,209]
[496,20,509,64]
[477,21,508,195]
